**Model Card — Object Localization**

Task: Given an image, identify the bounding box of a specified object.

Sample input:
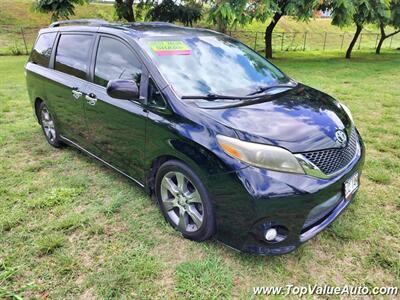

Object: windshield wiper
[247,83,297,96]
[182,83,297,101]
[181,93,252,101]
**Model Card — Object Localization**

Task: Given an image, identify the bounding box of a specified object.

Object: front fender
[143,108,249,190]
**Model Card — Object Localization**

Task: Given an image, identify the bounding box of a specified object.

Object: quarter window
[94,37,142,88]
[55,34,93,80]
[30,32,57,67]
[148,79,166,108]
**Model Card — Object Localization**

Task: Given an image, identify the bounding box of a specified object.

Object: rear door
[82,35,148,182]
[48,33,94,145]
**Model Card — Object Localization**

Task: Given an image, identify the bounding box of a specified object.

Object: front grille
[301,127,359,175]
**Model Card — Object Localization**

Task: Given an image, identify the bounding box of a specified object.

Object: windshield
[141,35,290,97]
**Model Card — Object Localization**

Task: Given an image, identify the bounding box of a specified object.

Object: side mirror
[106,79,139,100]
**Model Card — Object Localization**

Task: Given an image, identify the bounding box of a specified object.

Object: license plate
[344,172,359,200]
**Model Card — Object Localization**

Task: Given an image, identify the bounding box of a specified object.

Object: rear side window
[55,34,93,80]
[94,37,142,88]
[30,32,57,67]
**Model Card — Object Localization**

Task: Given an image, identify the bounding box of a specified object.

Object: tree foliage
[208,0,320,58]
[35,0,88,21]
[319,0,355,27]
[35,0,400,58]
[148,0,177,22]
[208,0,249,33]
[114,0,136,22]
[148,0,203,26]
[392,0,400,27]
[249,0,320,58]
[178,1,203,26]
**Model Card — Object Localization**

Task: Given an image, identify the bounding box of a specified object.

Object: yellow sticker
[149,41,191,56]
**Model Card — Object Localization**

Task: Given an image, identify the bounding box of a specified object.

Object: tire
[38,102,62,148]
[155,160,216,241]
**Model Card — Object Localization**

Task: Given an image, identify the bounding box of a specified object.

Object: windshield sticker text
[149,41,191,56]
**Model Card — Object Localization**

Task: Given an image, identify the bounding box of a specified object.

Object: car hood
[198,84,352,153]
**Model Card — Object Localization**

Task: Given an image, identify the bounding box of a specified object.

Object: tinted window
[30,32,57,67]
[55,34,93,80]
[142,36,289,97]
[148,79,166,108]
[95,37,142,88]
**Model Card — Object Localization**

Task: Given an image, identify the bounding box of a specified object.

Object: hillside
[0,0,114,27]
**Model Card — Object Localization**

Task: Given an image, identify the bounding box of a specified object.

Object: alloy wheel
[41,107,56,142]
[160,171,204,232]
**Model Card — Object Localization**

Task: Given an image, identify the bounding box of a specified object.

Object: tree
[375,0,400,54]
[115,0,136,22]
[319,0,354,28]
[344,0,376,59]
[208,0,248,33]
[178,1,203,26]
[322,0,377,59]
[319,1,356,58]
[251,0,320,59]
[209,0,229,33]
[35,0,88,21]
[148,0,178,22]
[148,0,203,26]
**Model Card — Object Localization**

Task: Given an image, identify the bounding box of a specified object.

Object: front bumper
[207,134,365,255]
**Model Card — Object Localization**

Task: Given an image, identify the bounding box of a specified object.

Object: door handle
[72,89,82,100]
[85,93,97,106]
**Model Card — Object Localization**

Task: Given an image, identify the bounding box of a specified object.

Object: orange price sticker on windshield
[149,41,191,56]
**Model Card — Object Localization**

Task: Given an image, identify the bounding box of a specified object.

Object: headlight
[216,135,305,174]
[340,103,354,124]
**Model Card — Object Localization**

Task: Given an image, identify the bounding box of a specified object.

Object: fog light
[264,228,278,241]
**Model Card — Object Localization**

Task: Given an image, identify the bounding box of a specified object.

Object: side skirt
[60,135,145,188]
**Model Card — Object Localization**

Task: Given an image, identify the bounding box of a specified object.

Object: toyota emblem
[335,130,347,147]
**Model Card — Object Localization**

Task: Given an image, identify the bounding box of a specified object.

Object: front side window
[30,32,57,67]
[94,37,142,88]
[55,34,93,80]
[141,36,290,97]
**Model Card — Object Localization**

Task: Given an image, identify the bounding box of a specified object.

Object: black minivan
[25,20,365,255]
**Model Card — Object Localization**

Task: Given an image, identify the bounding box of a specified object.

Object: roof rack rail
[49,19,108,28]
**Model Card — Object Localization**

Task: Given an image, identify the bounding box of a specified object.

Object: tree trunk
[376,24,400,54]
[264,1,289,59]
[346,24,362,59]
[376,24,386,54]
[264,12,283,59]
[126,0,135,22]
[115,0,135,22]
[215,0,226,33]
[217,20,227,34]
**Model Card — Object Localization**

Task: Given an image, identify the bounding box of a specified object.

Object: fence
[1,25,400,56]
[229,30,400,53]
[0,26,40,55]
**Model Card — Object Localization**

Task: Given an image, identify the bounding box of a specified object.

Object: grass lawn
[1,51,399,299]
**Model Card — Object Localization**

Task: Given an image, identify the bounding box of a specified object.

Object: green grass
[36,233,66,255]
[175,257,235,299]
[1,51,399,299]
